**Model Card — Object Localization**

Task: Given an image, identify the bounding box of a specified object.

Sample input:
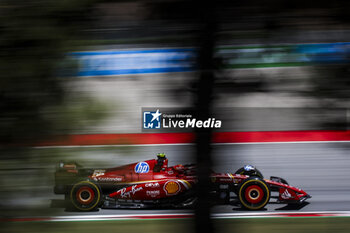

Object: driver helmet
[244,165,255,172]
[157,153,166,159]
[242,165,263,178]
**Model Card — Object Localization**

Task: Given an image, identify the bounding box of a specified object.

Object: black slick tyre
[238,177,270,210]
[70,181,102,211]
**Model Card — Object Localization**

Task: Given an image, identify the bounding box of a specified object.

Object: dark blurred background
[1,0,350,233]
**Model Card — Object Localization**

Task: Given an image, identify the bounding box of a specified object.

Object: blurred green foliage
[0,0,112,219]
[2,218,350,233]
[0,0,100,146]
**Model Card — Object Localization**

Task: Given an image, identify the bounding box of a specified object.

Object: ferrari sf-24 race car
[54,156,311,211]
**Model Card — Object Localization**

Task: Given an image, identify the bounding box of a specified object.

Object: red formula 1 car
[54,156,311,211]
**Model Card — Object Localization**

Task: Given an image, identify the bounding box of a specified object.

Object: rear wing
[54,161,92,194]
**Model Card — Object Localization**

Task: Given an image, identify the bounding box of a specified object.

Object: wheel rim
[76,186,95,204]
[239,179,270,210]
[70,181,101,211]
[244,185,263,204]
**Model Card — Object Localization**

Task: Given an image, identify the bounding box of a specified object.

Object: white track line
[33,140,350,149]
[47,211,350,221]
[6,211,350,222]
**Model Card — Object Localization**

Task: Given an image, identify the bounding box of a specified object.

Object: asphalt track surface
[6,142,350,217]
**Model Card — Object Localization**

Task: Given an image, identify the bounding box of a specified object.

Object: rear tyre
[70,181,102,211]
[238,177,270,210]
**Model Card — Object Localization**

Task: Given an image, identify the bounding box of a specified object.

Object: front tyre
[70,181,102,211]
[238,177,270,210]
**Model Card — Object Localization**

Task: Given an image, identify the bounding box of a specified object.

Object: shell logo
[164,181,181,195]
